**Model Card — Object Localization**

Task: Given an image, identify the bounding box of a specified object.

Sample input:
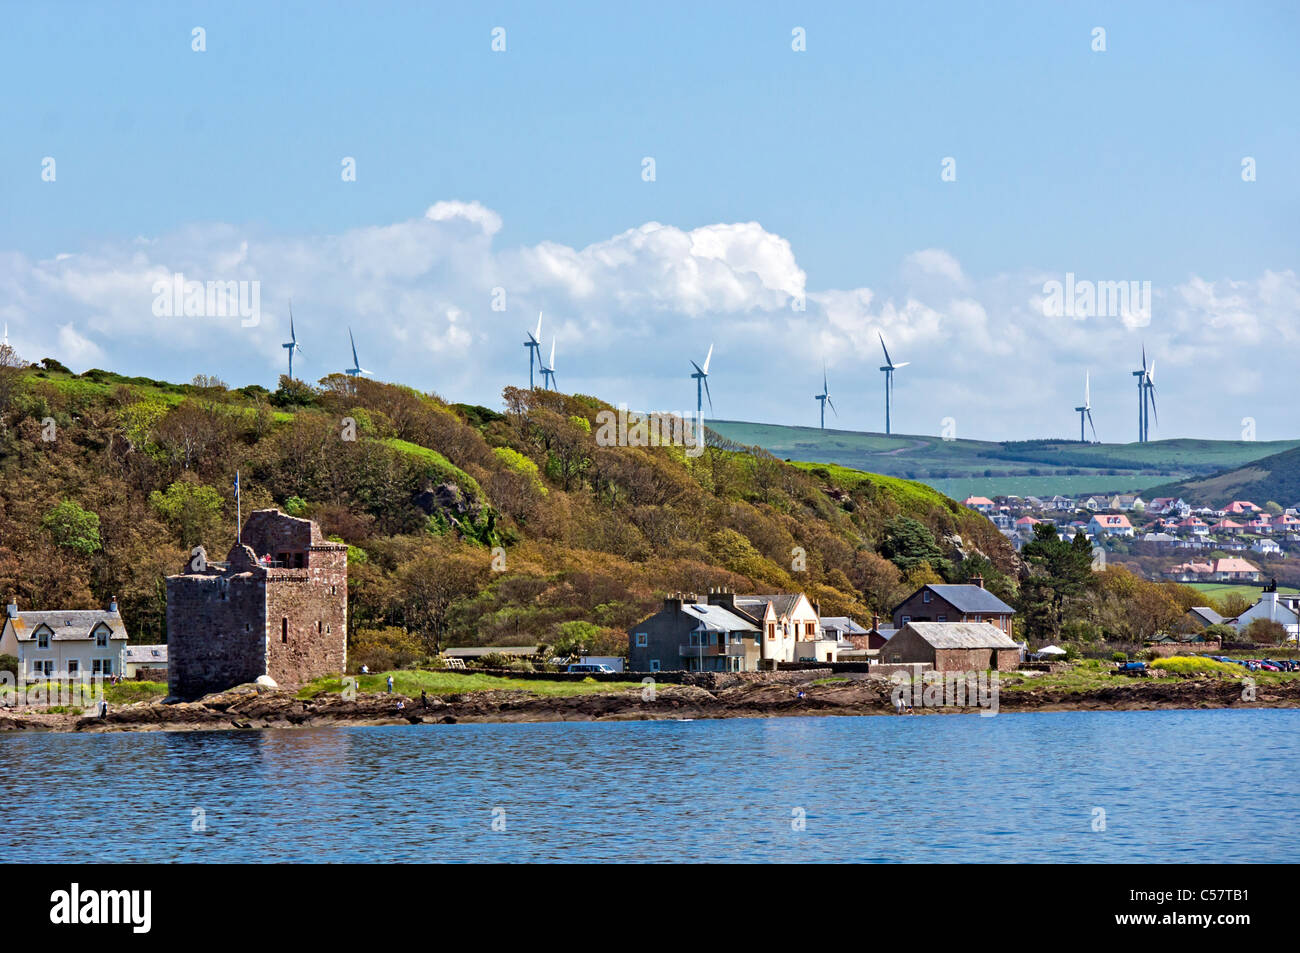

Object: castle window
[281,618,289,644]
[317,621,322,633]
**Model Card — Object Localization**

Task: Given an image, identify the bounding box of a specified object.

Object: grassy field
[708,419,1298,499]
[297,669,642,699]
[1184,582,1299,602]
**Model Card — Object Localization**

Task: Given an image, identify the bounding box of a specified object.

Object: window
[767,623,776,641]
[635,632,648,647]
[937,615,947,623]
[923,590,932,604]
[649,659,660,672]
[37,632,50,649]
[96,630,108,647]
[67,660,78,676]
[33,660,53,677]
[281,618,289,644]
[901,616,911,624]
[93,659,113,675]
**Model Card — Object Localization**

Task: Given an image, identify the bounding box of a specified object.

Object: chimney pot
[6,595,16,619]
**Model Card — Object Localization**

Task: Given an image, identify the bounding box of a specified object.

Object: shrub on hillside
[348,627,424,673]
[1151,657,1242,677]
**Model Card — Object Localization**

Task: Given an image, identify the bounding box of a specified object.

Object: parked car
[566,663,614,674]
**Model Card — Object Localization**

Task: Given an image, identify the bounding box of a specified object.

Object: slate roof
[819,616,868,637]
[683,603,760,633]
[903,621,1019,649]
[123,644,168,664]
[1187,607,1224,626]
[6,610,127,642]
[733,594,803,618]
[919,585,1014,616]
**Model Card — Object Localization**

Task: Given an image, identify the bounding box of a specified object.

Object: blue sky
[2,2,1297,441]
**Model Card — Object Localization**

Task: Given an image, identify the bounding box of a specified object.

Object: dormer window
[37,631,50,649]
[93,624,110,647]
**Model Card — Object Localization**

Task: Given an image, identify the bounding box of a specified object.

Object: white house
[1,597,128,684]
[1251,538,1282,556]
[1087,514,1135,538]
[122,644,168,678]
[1233,591,1300,642]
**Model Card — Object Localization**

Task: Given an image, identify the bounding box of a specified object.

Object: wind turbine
[1143,357,1158,442]
[524,311,543,389]
[690,343,713,417]
[1133,346,1151,442]
[539,338,556,390]
[815,363,837,430]
[878,333,909,435]
[345,327,371,378]
[282,302,302,380]
[1074,371,1097,443]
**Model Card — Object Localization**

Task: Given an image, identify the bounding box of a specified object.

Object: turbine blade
[350,328,360,367]
[892,362,910,369]
[828,397,837,416]
[879,332,892,366]
[1087,409,1098,442]
[702,343,713,374]
[1084,370,1090,406]
[703,377,713,414]
[549,339,555,368]
[535,310,543,340]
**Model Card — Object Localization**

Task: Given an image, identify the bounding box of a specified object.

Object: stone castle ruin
[166,510,347,700]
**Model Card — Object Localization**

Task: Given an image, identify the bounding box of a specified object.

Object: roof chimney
[972,575,985,589]
[109,595,119,614]
[664,592,683,613]
[6,595,16,619]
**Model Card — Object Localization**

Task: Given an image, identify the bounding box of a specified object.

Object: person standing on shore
[386,675,394,693]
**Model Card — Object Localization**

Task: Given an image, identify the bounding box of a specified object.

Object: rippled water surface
[2,709,1295,862]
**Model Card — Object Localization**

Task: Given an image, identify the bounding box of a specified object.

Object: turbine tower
[878,333,909,435]
[282,302,302,380]
[539,338,556,390]
[1143,357,1158,442]
[690,343,714,417]
[345,327,371,378]
[1074,371,1097,443]
[524,311,543,389]
[1133,346,1152,442]
[815,363,837,430]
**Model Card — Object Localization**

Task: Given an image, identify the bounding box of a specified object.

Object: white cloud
[1,205,1294,441]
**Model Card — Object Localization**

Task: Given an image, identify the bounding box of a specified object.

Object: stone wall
[166,572,267,699]
[264,544,348,688]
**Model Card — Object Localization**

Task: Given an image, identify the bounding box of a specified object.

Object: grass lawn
[0,680,167,708]
[297,669,643,699]
[1185,582,1299,602]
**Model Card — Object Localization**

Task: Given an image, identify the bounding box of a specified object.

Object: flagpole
[236,470,241,544]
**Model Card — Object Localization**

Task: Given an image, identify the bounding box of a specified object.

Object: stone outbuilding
[165,510,347,699]
[878,621,1021,673]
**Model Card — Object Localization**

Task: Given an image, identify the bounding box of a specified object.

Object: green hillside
[1145,445,1300,508]
[0,360,1018,661]
[707,420,1298,499]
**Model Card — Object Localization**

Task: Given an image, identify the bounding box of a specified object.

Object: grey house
[628,594,762,672]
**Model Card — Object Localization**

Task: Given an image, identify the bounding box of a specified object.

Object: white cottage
[0,596,128,684]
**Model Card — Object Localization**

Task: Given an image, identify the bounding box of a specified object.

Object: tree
[1242,618,1287,645]
[149,480,224,549]
[878,516,945,574]
[0,341,25,420]
[1017,525,1094,640]
[41,500,102,555]
[552,620,602,656]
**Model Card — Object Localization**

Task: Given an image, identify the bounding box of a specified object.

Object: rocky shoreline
[2,672,1298,733]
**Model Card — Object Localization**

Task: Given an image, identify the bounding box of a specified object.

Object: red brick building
[166,510,347,699]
